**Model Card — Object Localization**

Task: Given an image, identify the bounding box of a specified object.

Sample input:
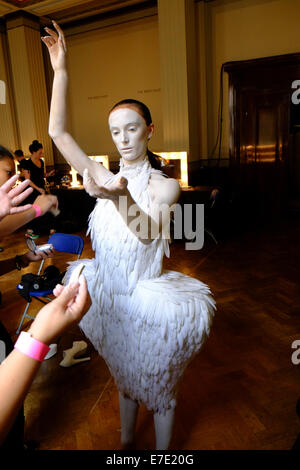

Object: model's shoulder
[149,174,181,205]
[149,171,165,181]
[150,172,179,187]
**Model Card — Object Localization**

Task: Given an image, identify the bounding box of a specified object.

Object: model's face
[108,108,153,163]
[0,157,15,186]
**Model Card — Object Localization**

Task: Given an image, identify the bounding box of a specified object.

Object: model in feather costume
[42,21,216,449]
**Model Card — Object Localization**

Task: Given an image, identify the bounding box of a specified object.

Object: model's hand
[33,194,58,216]
[41,21,67,72]
[38,188,46,195]
[83,168,128,201]
[22,248,54,264]
[28,275,91,345]
[0,175,33,220]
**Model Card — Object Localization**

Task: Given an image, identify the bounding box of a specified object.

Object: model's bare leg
[119,392,139,446]
[153,408,175,450]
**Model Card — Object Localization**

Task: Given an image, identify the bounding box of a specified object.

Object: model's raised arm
[42,21,112,184]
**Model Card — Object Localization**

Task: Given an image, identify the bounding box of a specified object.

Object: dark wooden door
[225,53,300,219]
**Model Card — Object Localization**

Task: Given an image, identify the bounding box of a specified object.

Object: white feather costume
[66,158,216,414]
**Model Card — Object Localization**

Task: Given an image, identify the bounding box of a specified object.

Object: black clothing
[20,158,45,189]
[19,158,56,235]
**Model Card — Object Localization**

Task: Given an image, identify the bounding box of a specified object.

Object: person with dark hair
[20,140,46,197]
[43,22,215,450]
[14,149,25,162]
[14,149,28,181]
[19,140,56,239]
[0,146,58,236]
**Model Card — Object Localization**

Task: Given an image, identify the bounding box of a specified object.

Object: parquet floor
[0,218,299,450]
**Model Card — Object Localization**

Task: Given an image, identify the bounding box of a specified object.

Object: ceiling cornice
[0,0,156,23]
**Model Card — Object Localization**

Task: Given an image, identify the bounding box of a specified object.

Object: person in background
[19,140,56,239]
[14,149,25,162]
[14,150,29,182]
[0,146,58,238]
[14,149,25,165]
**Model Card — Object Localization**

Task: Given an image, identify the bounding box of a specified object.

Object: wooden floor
[0,218,300,450]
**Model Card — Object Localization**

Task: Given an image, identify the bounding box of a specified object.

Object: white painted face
[108,107,152,164]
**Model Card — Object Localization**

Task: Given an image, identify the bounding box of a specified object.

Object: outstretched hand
[83,168,128,201]
[0,175,33,221]
[28,275,91,345]
[41,20,67,72]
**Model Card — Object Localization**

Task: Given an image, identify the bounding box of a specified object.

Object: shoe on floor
[59,341,90,367]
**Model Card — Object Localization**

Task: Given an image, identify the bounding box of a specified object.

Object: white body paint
[109,108,152,164]
[65,158,215,449]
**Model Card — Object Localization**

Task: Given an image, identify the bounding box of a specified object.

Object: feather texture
[65,158,216,414]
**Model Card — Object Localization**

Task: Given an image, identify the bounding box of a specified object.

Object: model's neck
[121,153,147,167]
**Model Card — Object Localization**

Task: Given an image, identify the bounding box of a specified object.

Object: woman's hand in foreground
[28,275,91,345]
[83,168,128,201]
[0,175,33,220]
[41,20,67,72]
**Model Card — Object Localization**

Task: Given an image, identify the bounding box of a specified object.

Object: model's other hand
[28,275,91,345]
[41,20,67,72]
[0,175,33,220]
[33,194,58,216]
[83,168,128,201]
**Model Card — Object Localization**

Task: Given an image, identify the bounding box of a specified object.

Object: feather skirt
[65,158,216,414]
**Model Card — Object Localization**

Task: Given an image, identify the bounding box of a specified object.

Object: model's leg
[119,392,139,446]
[153,408,175,450]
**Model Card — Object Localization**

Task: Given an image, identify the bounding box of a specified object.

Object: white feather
[67,158,216,414]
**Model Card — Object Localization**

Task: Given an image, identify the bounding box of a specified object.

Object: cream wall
[66,15,162,162]
[198,0,300,159]
[0,30,17,151]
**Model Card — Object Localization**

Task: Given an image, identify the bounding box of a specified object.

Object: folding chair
[16,233,84,334]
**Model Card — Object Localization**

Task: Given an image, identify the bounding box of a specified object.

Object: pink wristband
[32,204,42,218]
[14,331,50,362]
